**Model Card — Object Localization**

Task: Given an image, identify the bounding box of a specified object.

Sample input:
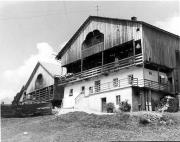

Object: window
[159,75,167,84]
[128,74,134,85]
[116,95,121,105]
[69,89,73,96]
[82,30,104,50]
[81,86,85,94]
[149,71,152,75]
[95,80,101,92]
[35,74,44,89]
[113,78,118,87]
[89,87,93,94]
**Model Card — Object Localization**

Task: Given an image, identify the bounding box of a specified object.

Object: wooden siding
[142,25,180,68]
[26,65,54,94]
[61,19,142,66]
[82,42,104,58]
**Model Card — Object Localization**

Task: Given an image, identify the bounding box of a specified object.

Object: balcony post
[81,45,83,72]
[133,39,135,63]
[101,51,104,73]
[81,58,83,72]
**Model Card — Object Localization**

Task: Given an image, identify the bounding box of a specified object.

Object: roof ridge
[56,15,180,59]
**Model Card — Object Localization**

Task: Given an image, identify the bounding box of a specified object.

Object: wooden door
[101,97,106,112]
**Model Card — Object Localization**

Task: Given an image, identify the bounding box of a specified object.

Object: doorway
[101,97,106,112]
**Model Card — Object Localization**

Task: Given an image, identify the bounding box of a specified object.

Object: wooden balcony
[25,85,54,103]
[82,42,104,58]
[138,79,172,93]
[88,78,172,96]
[58,53,143,85]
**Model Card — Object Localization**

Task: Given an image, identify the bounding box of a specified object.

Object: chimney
[131,16,137,21]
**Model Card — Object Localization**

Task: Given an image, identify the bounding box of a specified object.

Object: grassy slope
[1,112,180,142]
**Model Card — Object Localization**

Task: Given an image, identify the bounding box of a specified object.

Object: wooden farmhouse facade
[18,62,64,107]
[55,16,180,112]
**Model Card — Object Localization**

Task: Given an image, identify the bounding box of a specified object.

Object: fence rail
[58,54,143,85]
[138,79,170,92]
[25,85,54,103]
[88,78,171,95]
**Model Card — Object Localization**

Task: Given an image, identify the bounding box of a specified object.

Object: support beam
[133,39,135,58]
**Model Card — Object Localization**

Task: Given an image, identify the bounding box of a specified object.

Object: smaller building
[18,62,65,107]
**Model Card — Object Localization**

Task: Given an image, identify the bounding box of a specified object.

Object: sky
[0,1,180,103]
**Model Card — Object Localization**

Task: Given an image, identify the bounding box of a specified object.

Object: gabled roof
[56,15,180,60]
[40,62,62,77]
[24,62,62,90]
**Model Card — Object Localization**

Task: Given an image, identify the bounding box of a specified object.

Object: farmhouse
[56,16,180,112]
[17,62,65,107]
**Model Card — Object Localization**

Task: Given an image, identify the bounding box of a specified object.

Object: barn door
[145,90,152,111]
[139,89,152,111]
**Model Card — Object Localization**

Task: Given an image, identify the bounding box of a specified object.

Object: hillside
[1,111,180,142]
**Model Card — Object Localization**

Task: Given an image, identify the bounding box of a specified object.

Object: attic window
[82,30,104,50]
[35,74,44,89]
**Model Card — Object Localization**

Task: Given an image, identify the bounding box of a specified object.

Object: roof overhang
[56,16,180,60]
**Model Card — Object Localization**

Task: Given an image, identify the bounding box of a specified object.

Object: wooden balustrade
[58,54,143,85]
[88,78,171,96]
[26,85,54,103]
[138,79,170,92]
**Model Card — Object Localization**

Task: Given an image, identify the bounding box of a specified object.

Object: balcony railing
[24,85,54,103]
[82,42,104,58]
[88,78,172,96]
[75,92,85,104]
[58,53,143,85]
[138,79,172,92]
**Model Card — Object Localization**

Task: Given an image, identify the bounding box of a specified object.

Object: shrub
[139,117,150,125]
[157,96,179,112]
[119,100,131,112]
[106,102,115,113]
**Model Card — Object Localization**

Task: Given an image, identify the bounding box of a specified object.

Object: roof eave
[56,16,180,60]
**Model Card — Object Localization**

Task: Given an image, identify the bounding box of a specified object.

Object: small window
[128,74,133,84]
[116,95,121,105]
[69,89,73,96]
[113,78,118,87]
[95,80,101,92]
[81,86,85,94]
[149,71,152,75]
[89,86,93,94]
[159,75,167,84]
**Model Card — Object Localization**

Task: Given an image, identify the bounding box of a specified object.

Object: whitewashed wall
[76,87,132,112]
[63,66,143,111]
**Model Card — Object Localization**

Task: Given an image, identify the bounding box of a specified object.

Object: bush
[119,100,131,112]
[139,117,150,125]
[157,96,179,112]
[106,102,115,113]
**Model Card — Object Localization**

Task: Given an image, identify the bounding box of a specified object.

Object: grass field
[1,111,180,142]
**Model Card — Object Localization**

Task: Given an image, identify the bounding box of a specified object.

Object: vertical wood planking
[61,19,142,66]
[143,25,180,68]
